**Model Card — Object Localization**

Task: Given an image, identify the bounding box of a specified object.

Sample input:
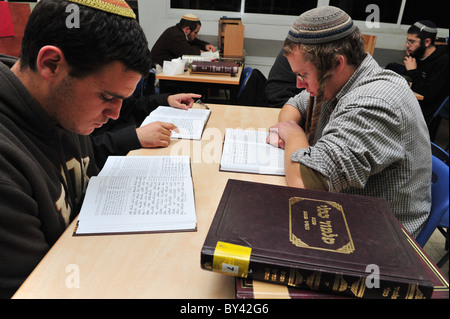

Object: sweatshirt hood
[0,54,56,138]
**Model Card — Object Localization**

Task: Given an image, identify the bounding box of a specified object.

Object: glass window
[244,0,317,16]
[170,0,241,12]
[401,0,449,29]
[329,0,402,23]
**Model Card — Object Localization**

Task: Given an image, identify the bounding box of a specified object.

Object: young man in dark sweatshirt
[0,0,150,298]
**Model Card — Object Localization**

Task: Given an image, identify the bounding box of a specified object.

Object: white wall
[138,0,449,76]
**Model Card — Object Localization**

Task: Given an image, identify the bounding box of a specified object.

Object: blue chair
[132,77,145,98]
[428,96,449,149]
[416,143,449,248]
[436,209,448,268]
[436,96,449,121]
[237,67,253,99]
[132,69,157,98]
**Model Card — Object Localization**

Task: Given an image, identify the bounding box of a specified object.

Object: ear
[423,38,432,47]
[183,27,191,35]
[36,46,67,81]
[335,55,346,72]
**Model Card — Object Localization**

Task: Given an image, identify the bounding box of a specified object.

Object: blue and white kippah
[287,6,356,44]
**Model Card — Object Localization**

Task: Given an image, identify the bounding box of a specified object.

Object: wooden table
[157,68,242,85]
[414,92,424,100]
[13,103,285,299]
[157,68,242,101]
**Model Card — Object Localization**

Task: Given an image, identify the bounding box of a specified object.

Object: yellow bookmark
[212,241,252,278]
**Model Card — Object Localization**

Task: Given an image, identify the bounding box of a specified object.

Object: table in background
[13,103,284,299]
[157,68,242,102]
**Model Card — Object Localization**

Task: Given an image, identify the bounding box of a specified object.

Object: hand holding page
[140,106,210,140]
[220,129,285,175]
[74,156,197,235]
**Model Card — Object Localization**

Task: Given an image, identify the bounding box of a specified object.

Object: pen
[196,99,210,110]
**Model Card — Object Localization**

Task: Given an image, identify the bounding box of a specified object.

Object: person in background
[91,92,201,168]
[387,20,449,127]
[151,13,216,67]
[265,49,303,108]
[267,6,431,238]
[0,0,150,298]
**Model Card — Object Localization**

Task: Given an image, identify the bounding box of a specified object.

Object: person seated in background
[91,92,201,168]
[265,49,303,108]
[386,20,449,125]
[267,6,431,238]
[150,13,216,67]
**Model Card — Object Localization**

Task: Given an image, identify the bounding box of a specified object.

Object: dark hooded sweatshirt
[0,54,99,298]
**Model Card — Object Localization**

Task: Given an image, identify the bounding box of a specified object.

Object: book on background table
[140,106,210,140]
[201,179,434,299]
[190,61,239,75]
[220,128,285,176]
[74,156,197,236]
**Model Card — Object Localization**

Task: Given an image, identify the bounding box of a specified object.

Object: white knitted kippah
[182,13,200,22]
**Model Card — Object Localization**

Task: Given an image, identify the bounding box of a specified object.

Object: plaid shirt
[287,54,432,237]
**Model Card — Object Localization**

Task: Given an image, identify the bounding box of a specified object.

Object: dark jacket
[405,46,449,122]
[151,24,209,67]
[0,55,98,298]
[265,49,303,108]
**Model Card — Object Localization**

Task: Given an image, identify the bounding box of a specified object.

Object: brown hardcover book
[201,179,434,299]
[191,61,239,75]
[235,229,449,299]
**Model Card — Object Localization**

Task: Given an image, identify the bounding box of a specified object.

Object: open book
[220,128,285,176]
[140,106,210,140]
[74,156,197,235]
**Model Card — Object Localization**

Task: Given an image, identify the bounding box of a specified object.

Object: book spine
[201,253,433,299]
[191,64,238,74]
[250,261,433,299]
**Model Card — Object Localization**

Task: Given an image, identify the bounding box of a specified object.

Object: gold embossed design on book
[289,197,355,254]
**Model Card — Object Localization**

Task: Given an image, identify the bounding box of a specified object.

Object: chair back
[362,34,377,56]
[237,67,253,98]
[435,96,449,120]
[416,143,449,247]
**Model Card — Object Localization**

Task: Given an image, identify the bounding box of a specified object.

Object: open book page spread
[74,156,197,235]
[220,128,285,175]
[140,106,210,140]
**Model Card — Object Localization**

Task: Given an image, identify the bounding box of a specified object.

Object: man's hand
[403,55,417,71]
[267,121,307,150]
[167,93,202,110]
[136,122,179,148]
[267,130,286,149]
[205,44,216,52]
[268,121,309,188]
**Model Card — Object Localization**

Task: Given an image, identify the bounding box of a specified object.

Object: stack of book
[201,179,443,299]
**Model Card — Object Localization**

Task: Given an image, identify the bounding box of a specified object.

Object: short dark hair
[179,18,201,32]
[20,0,151,78]
[407,20,437,45]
